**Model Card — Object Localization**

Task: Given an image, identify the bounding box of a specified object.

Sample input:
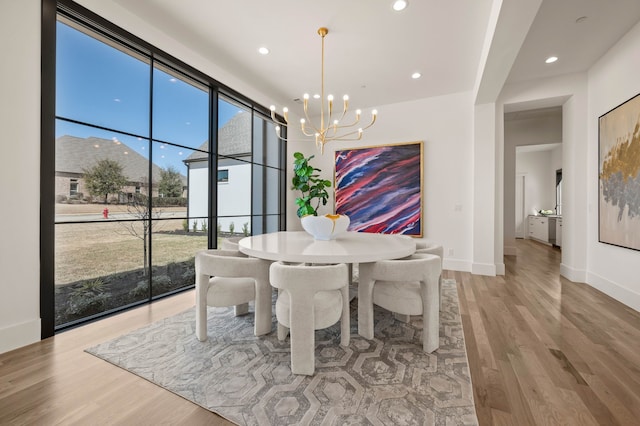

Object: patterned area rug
[86,279,477,425]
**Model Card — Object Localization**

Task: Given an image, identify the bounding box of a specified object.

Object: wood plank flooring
[1,238,639,425]
[455,239,640,425]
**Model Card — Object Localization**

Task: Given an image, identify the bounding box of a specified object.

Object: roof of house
[56,110,251,179]
[55,135,175,183]
[184,110,251,163]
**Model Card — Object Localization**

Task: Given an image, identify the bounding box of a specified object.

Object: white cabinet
[556,218,562,247]
[528,215,562,246]
[528,216,549,243]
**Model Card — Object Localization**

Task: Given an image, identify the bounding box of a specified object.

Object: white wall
[217,163,251,233]
[516,150,556,217]
[288,92,475,272]
[187,162,251,233]
[586,20,640,311]
[0,0,42,353]
[187,162,208,230]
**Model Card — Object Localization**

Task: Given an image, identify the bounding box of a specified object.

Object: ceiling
[107,0,640,116]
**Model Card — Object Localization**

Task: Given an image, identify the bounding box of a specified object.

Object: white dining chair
[195,249,272,341]
[269,262,350,375]
[415,241,444,309]
[220,236,243,250]
[357,253,441,353]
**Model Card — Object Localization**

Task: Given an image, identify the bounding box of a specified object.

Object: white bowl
[301,214,350,240]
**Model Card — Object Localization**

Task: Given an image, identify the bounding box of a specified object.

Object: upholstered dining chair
[415,241,444,309]
[269,262,350,375]
[357,253,442,353]
[195,249,272,341]
[220,236,243,250]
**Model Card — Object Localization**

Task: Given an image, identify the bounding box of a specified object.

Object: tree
[118,196,163,276]
[83,159,127,204]
[158,166,183,198]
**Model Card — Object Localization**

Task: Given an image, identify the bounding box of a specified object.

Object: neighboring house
[55,135,186,202]
[183,111,252,232]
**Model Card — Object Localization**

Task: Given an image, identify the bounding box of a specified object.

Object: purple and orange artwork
[334,142,423,236]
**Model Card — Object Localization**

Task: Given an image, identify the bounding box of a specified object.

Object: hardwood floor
[454,239,640,425]
[0,293,232,425]
[1,239,639,425]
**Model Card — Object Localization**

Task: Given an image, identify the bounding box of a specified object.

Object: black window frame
[41,0,287,338]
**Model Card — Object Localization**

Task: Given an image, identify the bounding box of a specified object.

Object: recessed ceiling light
[392,0,408,12]
[545,56,558,64]
[411,72,421,79]
[258,47,269,55]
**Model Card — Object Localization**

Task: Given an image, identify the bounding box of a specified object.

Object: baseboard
[444,259,503,276]
[560,263,587,282]
[443,258,471,272]
[471,262,496,276]
[0,319,41,355]
[587,272,640,313]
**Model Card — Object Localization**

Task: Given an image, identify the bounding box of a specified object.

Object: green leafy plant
[242,222,249,236]
[292,152,332,217]
[229,222,235,234]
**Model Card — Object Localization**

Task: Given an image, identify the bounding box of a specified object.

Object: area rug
[86,279,477,425]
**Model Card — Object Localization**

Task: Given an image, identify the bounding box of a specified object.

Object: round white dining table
[238,231,415,264]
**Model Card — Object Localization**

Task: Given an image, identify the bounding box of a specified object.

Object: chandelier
[270,27,377,154]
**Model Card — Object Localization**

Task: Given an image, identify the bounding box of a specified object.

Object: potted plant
[292,152,332,217]
[292,151,349,240]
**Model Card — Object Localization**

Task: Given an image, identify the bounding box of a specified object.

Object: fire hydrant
[103,208,109,219]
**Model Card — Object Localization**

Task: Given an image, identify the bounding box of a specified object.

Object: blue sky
[55,21,241,175]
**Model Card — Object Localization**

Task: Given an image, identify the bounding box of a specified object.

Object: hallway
[452,239,640,425]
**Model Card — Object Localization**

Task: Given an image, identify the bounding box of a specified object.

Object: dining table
[238,231,415,264]
[238,230,419,339]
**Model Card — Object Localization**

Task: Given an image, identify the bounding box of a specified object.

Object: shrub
[182,219,189,232]
[181,267,195,285]
[152,275,172,294]
[66,278,111,316]
[129,281,149,299]
[242,222,249,236]
[56,194,68,203]
[192,220,198,232]
[229,222,235,234]
[202,221,208,233]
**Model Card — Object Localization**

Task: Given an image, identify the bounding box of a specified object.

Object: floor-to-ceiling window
[46,1,286,333]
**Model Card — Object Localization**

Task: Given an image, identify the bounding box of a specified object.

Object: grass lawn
[55,214,207,285]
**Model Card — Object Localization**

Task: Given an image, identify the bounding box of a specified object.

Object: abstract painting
[599,93,640,251]
[334,141,422,235]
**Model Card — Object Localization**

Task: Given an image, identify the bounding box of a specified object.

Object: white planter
[301,214,350,240]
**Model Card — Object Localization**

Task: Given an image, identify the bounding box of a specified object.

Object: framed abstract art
[334,141,423,236]
[599,93,640,251]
